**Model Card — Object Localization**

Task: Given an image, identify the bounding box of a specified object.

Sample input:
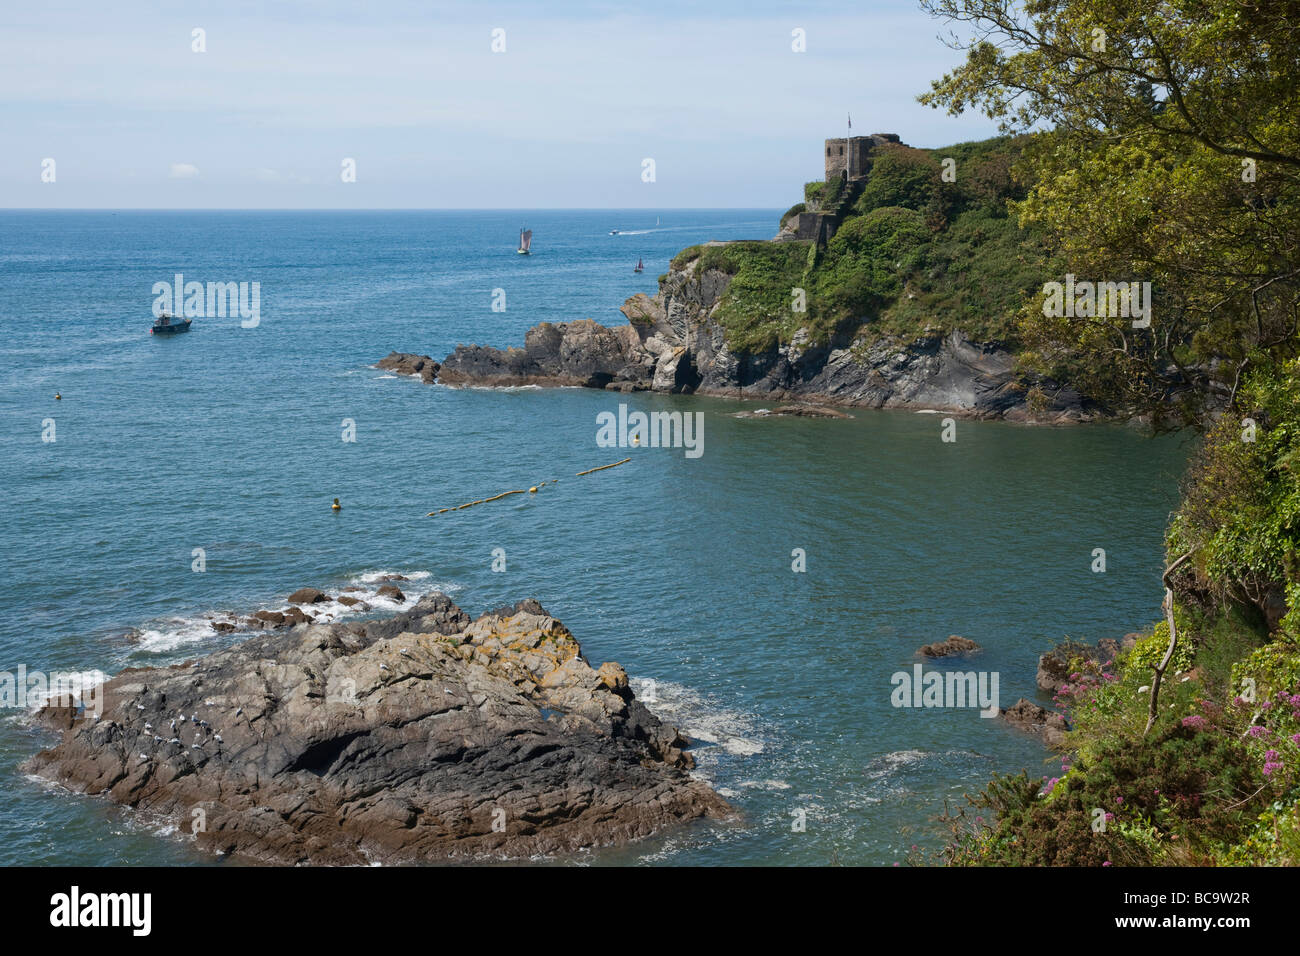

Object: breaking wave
[128,570,459,658]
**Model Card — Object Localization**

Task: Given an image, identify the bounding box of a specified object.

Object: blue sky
[1,0,1002,208]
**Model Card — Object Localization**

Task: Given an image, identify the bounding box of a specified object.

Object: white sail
[519,229,532,252]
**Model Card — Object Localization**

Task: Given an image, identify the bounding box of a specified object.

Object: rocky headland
[385,135,1112,422]
[25,593,729,864]
[413,256,1094,422]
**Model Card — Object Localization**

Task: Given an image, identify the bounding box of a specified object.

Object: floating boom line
[575,458,631,477]
[426,458,632,516]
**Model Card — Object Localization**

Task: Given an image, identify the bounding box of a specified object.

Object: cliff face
[436,256,1094,422]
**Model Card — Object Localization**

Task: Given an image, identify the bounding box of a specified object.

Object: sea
[0,209,1191,865]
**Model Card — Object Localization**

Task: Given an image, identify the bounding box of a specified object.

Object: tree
[919,0,1300,428]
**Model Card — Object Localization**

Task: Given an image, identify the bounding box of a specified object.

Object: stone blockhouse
[824,133,902,182]
[777,132,907,245]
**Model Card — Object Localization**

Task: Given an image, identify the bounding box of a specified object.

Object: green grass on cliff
[671,241,810,353]
[671,135,1050,353]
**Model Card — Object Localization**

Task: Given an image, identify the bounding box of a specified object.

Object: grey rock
[377,351,439,383]
[408,256,1099,422]
[1000,697,1070,749]
[439,320,647,390]
[24,592,729,865]
[919,635,981,658]
[1036,639,1121,695]
[375,584,405,603]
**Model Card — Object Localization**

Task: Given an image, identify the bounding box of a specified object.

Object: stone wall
[824,133,902,181]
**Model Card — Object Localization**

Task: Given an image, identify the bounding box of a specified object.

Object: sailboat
[633,258,644,274]
[517,227,532,255]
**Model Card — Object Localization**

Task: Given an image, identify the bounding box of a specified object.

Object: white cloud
[169,163,200,179]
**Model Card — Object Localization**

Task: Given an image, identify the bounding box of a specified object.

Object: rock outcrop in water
[1035,636,1132,694]
[376,351,439,383]
[24,594,728,864]
[437,320,644,389]
[1000,698,1070,749]
[918,635,981,658]
[427,257,1095,422]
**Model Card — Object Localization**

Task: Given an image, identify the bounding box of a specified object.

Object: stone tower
[824,133,901,182]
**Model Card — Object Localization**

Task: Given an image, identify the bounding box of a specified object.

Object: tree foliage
[920,0,1300,427]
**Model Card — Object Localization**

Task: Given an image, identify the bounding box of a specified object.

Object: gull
[136,704,145,711]
[213,734,223,743]
[177,714,187,723]
[169,738,181,745]
[234,707,243,717]
[400,648,410,656]
[379,664,390,672]
[191,714,199,723]
[138,753,149,762]
[144,723,153,731]
[169,719,176,732]
[191,743,202,750]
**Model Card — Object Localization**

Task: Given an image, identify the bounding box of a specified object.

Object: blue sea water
[0,209,1190,865]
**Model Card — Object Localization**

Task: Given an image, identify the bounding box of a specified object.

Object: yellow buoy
[54,393,61,400]
[528,486,538,494]
[331,497,341,511]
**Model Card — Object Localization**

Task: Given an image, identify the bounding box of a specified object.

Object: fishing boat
[634,258,644,274]
[150,313,191,335]
[609,229,619,235]
[517,227,532,255]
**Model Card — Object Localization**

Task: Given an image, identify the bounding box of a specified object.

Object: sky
[0,0,1004,209]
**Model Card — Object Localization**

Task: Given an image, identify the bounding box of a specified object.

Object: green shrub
[1167,358,1300,632]
[812,206,929,324]
[682,241,813,353]
[1127,613,1196,676]
[855,144,942,215]
[952,723,1261,866]
[1217,800,1300,865]
[1232,639,1300,705]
